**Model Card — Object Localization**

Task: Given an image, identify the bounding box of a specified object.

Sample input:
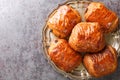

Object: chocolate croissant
[85,2,118,33]
[69,22,105,52]
[47,5,81,38]
[48,39,82,72]
[83,45,118,78]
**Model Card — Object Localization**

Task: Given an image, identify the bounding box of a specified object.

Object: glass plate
[42,0,120,80]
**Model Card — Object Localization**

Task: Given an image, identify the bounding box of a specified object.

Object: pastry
[48,39,82,72]
[83,45,118,77]
[69,22,105,52]
[85,2,118,33]
[47,5,81,38]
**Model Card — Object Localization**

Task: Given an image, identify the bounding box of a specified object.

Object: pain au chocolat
[85,2,118,33]
[69,22,105,53]
[83,45,118,78]
[47,5,81,38]
[48,39,82,72]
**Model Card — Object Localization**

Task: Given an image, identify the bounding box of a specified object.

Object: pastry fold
[47,5,81,38]
[48,39,82,72]
[83,45,118,77]
[69,22,105,52]
[85,2,118,33]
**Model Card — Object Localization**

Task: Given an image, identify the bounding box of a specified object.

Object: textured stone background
[0,0,119,80]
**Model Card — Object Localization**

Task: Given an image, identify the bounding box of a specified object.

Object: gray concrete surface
[0,0,119,80]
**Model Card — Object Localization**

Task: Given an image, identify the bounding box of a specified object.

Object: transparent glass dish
[42,0,120,80]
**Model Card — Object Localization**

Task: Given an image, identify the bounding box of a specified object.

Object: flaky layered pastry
[85,2,118,33]
[48,39,82,72]
[69,22,105,52]
[83,45,118,78]
[47,5,81,38]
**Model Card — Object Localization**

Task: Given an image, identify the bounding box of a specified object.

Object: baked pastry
[48,39,82,72]
[83,45,118,78]
[69,22,105,52]
[85,2,118,33]
[47,5,81,38]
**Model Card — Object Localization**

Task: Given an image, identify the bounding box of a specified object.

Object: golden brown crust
[85,2,118,33]
[47,5,81,38]
[83,45,118,78]
[48,39,82,72]
[69,22,105,52]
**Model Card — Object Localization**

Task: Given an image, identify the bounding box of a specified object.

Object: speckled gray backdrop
[0,0,119,80]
